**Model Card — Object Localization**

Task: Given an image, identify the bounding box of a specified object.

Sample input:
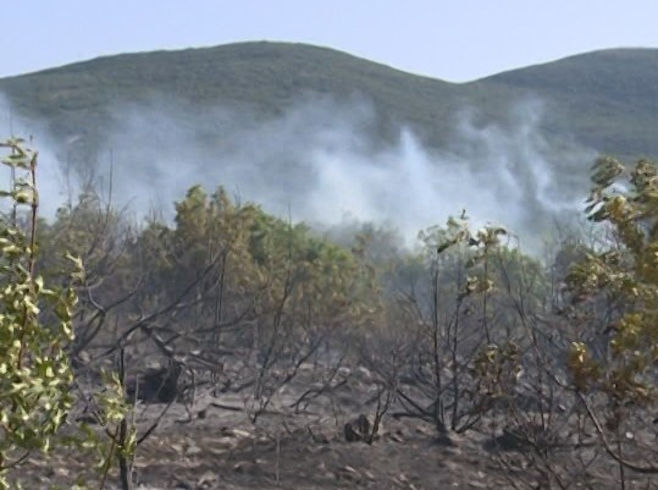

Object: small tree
[567,156,658,475]
[0,138,82,487]
[0,138,133,489]
[388,213,515,439]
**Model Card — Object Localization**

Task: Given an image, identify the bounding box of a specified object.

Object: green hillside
[477,48,658,157]
[0,42,461,158]
[0,41,657,160]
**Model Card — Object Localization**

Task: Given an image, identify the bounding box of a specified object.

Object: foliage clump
[0,139,82,487]
[566,156,658,474]
[0,139,134,489]
[568,157,658,402]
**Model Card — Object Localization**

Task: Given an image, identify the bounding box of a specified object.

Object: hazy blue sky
[2,1,658,81]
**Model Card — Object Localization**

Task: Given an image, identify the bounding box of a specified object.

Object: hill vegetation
[2,42,658,162]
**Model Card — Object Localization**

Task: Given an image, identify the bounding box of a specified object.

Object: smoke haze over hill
[1,91,596,251]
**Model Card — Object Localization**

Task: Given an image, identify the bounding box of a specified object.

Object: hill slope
[476,48,658,156]
[2,42,657,161]
[0,42,462,158]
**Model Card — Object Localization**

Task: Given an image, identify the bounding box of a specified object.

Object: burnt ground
[12,406,518,489]
[10,362,658,489]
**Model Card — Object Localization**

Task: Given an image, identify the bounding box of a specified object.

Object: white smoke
[0,94,70,218]
[1,92,596,251]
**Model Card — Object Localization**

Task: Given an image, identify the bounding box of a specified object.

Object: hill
[2,42,657,162]
[476,48,658,157]
[2,42,658,244]
[0,42,461,161]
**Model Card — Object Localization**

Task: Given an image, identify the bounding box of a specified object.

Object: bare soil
[11,362,656,489]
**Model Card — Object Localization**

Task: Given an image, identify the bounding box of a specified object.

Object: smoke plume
[1,92,596,251]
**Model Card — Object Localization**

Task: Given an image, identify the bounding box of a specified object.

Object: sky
[2,1,658,82]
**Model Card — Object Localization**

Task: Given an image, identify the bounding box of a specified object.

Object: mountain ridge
[1,41,657,160]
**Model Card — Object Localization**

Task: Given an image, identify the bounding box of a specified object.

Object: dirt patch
[9,365,657,489]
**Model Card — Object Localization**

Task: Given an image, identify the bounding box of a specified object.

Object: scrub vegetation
[2,135,657,489]
[3,42,658,160]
